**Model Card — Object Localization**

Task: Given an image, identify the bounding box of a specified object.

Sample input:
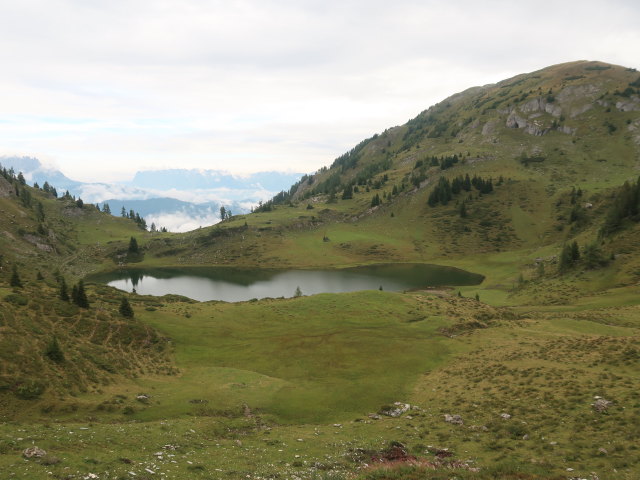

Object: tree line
[428,174,495,207]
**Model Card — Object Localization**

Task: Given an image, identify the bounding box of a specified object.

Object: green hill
[134,61,640,303]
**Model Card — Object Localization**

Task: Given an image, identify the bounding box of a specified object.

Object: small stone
[444,414,463,425]
[23,447,47,458]
[500,413,511,420]
[522,434,529,440]
[593,398,612,413]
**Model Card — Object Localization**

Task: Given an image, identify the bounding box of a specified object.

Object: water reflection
[90,264,483,302]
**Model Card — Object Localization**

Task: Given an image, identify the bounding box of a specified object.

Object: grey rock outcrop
[380,402,411,417]
[616,98,640,112]
[558,125,577,135]
[506,112,528,129]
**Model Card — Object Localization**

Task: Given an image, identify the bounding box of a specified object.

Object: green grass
[133,291,461,423]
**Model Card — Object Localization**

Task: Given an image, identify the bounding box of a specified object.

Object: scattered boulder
[380,402,411,417]
[23,446,47,458]
[592,397,612,413]
[444,414,463,425]
[500,413,512,420]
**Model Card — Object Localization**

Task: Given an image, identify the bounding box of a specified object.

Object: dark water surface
[90,264,484,302]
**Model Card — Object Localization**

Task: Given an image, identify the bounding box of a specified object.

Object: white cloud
[146,210,220,233]
[0,0,638,181]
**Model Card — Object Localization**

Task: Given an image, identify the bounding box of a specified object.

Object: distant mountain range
[0,156,303,232]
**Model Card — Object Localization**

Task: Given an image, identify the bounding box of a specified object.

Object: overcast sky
[1,0,639,182]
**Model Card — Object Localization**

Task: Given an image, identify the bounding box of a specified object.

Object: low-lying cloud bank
[146,210,222,233]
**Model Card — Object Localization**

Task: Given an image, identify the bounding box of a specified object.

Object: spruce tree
[459,201,468,218]
[60,278,70,302]
[10,264,22,288]
[74,280,89,308]
[559,244,574,272]
[128,236,139,254]
[45,336,64,363]
[119,297,134,318]
[571,241,580,261]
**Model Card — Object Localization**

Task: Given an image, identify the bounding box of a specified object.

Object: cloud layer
[1,1,639,181]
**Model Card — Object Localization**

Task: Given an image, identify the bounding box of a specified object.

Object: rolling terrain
[1,60,640,479]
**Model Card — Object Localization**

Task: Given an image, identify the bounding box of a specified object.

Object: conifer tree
[571,241,580,261]
[74,280,89,308]
[341,184,353,200]
[128,236,139,254]
[60,278,70,302]
[10,264,22,288]
[45,336,64,363]
[119,297,134,318]
[459,201,468,218]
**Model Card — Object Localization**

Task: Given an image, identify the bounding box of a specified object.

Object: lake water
[90,264,484,302]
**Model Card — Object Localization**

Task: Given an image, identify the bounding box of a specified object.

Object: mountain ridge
[0,156,304,231]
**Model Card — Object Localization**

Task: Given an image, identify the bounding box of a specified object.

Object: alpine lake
[90,263,484,302]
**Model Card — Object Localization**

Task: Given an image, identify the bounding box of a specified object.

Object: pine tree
[119,297,134,318]
[559,244,574,272]
[341,184,353,200]
[459,201,468,218]
[10,264,22,288]
[74,280,89,308]
[35,202,45,222]
[583,242,607,269]
[128,236,139,254]
[571,241,580,261]
[60,278,70,302]
[45,336,64,363]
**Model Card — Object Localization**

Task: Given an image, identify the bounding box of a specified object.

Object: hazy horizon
[1,1,639,183]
